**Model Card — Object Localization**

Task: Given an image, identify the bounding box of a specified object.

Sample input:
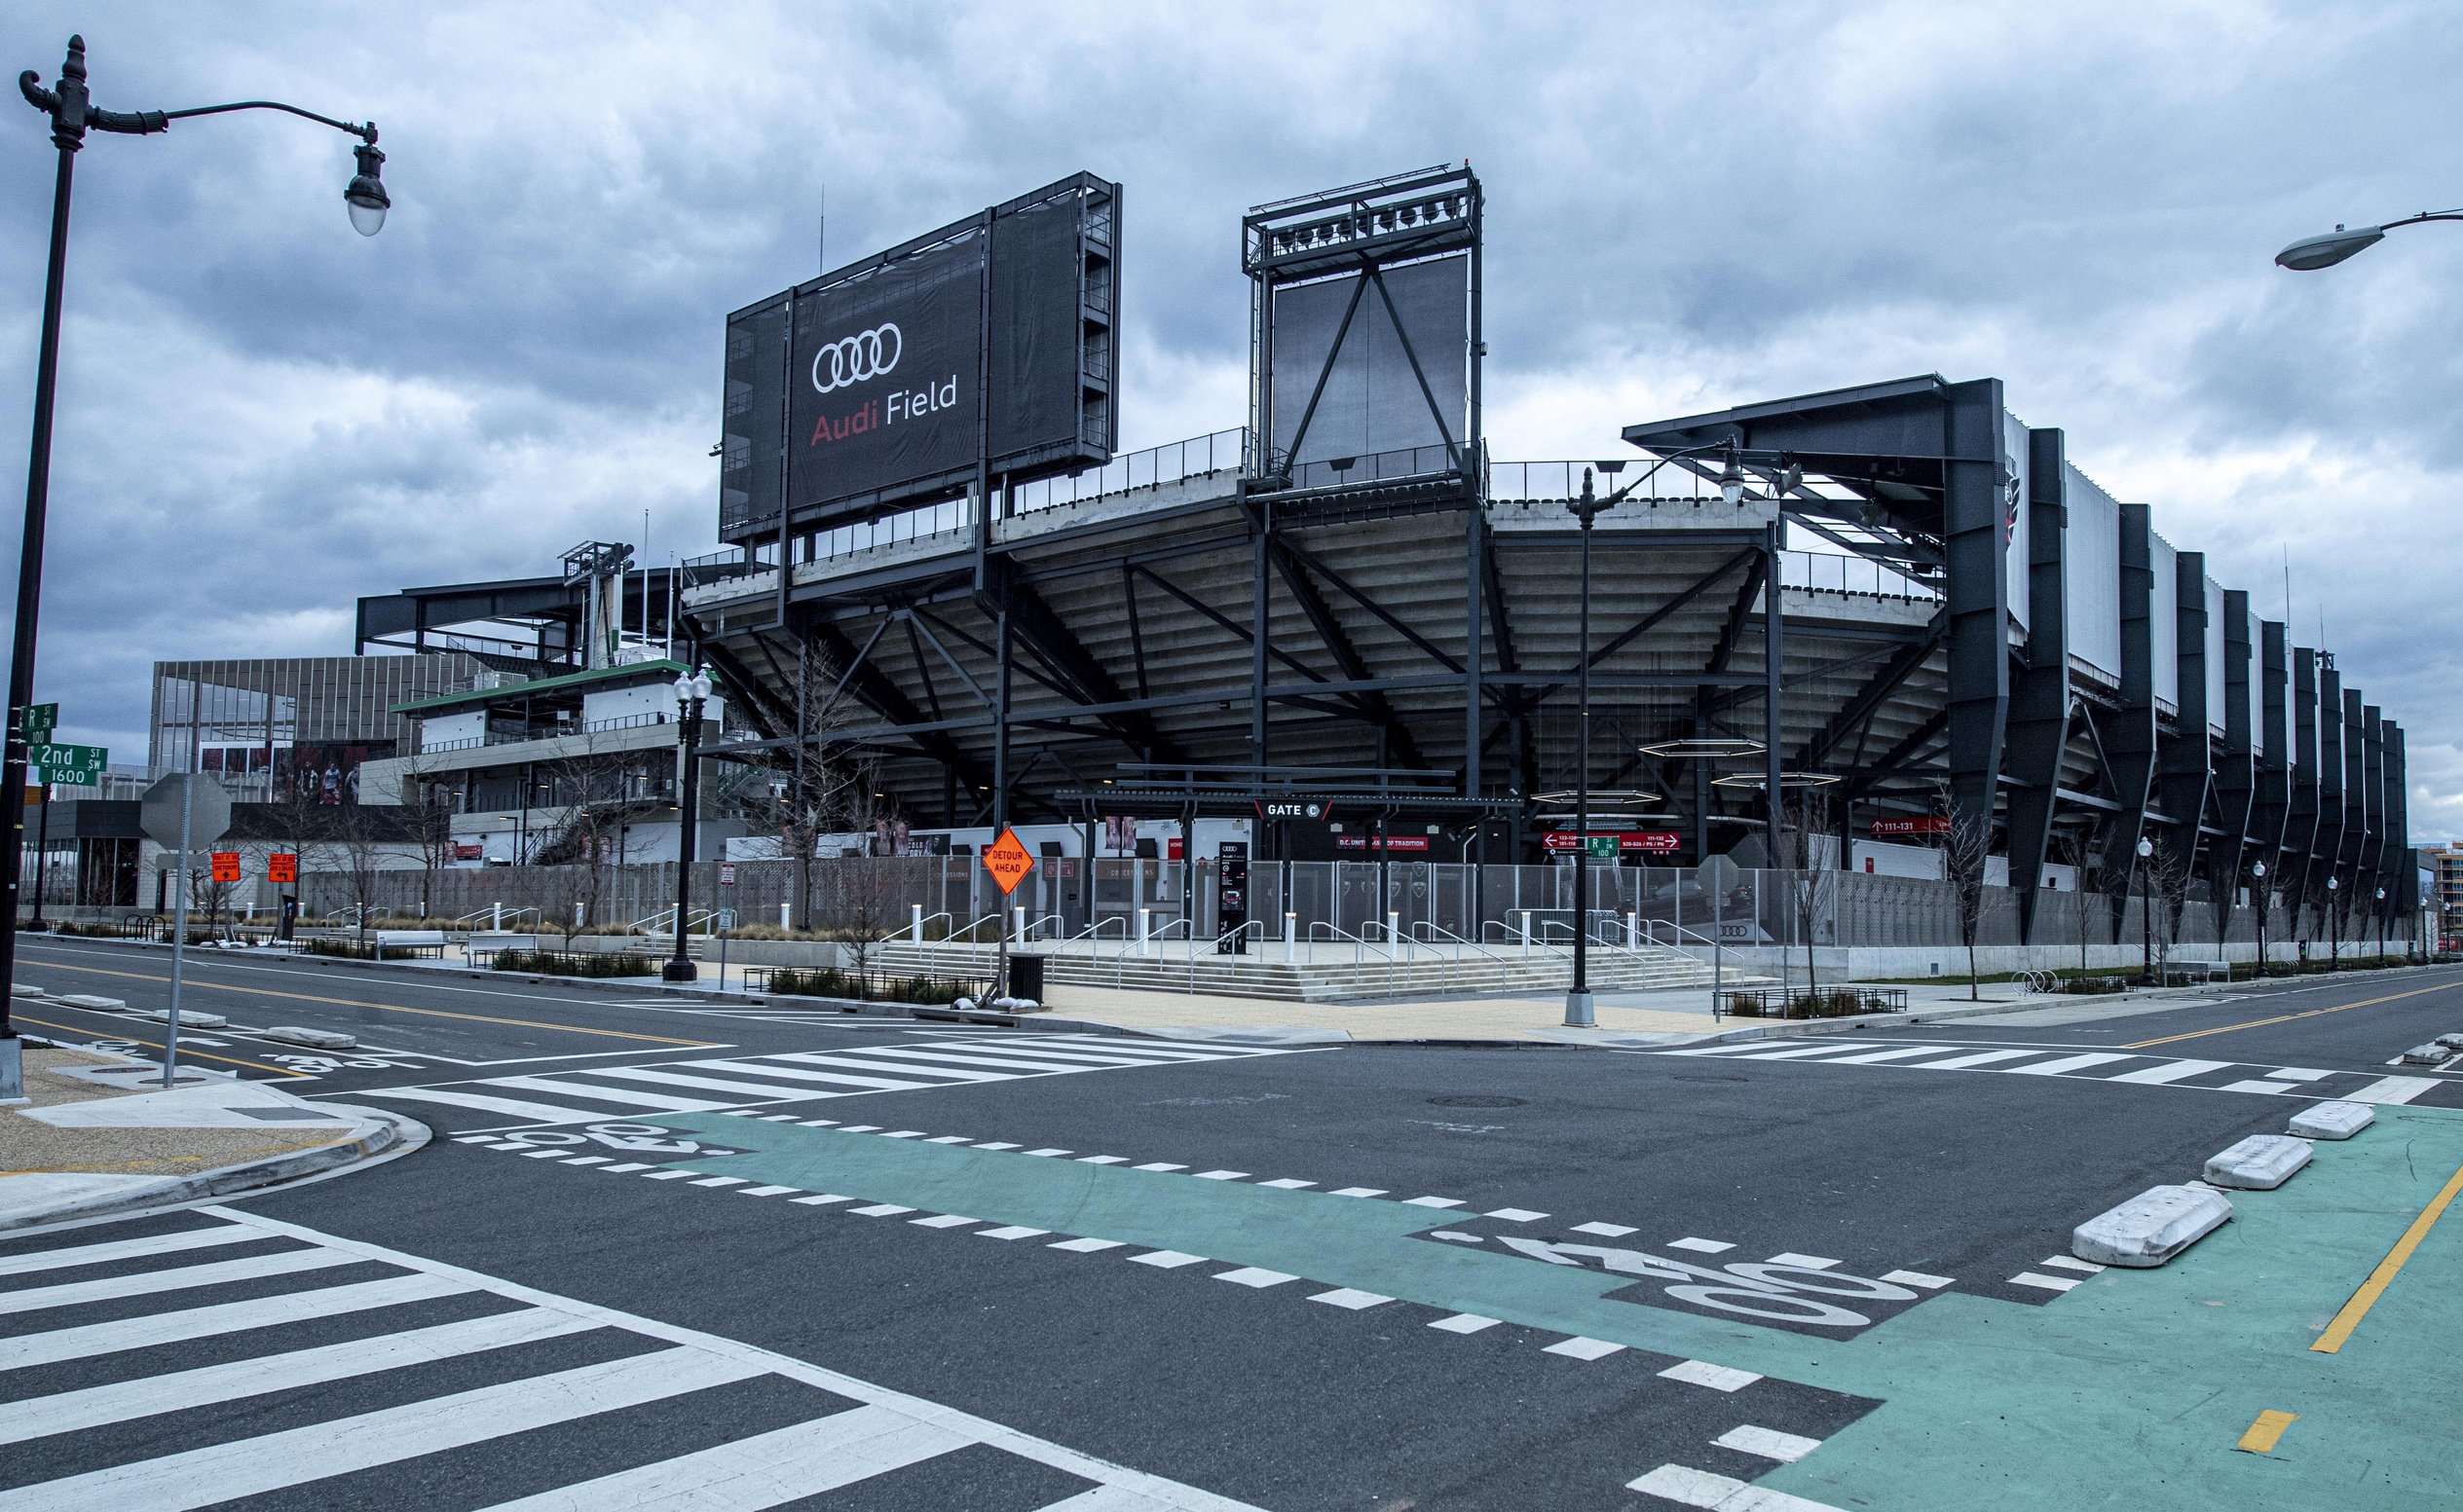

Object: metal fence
[271,857,2412,956]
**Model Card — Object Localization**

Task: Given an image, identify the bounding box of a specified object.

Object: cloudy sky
[4,2,2461,830]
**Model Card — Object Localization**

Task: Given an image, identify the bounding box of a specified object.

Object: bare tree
[2052,828,2097,975]
[524,729,646,944]
[1780,793,1840,997]
[1936,786,1994,1001]
[325,800,411,944]
[394,756,466,923]
[723,650,872,931]
[2146,831,2195,982]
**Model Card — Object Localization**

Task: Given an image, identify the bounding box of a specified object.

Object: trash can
[1006,953,1047,1004]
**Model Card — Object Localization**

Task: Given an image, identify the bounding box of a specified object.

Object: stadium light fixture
[1717,451,1747,506]
[2276,209,2463,271]
[1,36,385,1067]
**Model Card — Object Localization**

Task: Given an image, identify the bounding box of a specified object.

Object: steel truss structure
[683,214,2416,950]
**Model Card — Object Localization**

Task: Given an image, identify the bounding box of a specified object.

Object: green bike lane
[633,1100,2463,1509]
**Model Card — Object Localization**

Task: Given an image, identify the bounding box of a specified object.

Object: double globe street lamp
[0,36,388,1088]
[664,665,716,983]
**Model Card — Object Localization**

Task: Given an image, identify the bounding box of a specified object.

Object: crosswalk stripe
[1886,1048,2036,1069]
[1040,1488,1190,1511]
[583,1065,883,1099]
[750,1050,1024,1081]
[465,1404,967,1511]
[709,1053,1014,1088]
[0,1306,600,1448]
[466,1076,738,1114]
[1007,1038,1276,1061]
[1821,1047,1960,1065]
[0,1224,262,1277]
[0,1272,466,1371]
[813,1047,1141,1076]
[2348,1076,2440,1105]
[0,1247,361,1315]
[2105,1058,2233,1085]
[2005,1052,2131,1076]
[918,1044,1202,1068]
[685,1058,950,1091]
[353,1087,625,1125]
[0,1345,761,1512]
[1722,1043,1893,1061]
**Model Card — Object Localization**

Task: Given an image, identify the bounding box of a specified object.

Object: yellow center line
[2121,981,2460,1049]
[2310,1153,2463,1354]
[2235,1409,2298,1453]
[11,1014,311,1077]
[27,962,716,1048]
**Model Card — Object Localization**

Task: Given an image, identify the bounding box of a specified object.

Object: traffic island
[0,1044,421,1231]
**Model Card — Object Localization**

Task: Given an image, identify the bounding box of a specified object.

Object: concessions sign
[1543,830,1682,855]
[1871,816,1953,837]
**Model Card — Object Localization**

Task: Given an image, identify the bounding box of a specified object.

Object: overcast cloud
[4,2,2461,830]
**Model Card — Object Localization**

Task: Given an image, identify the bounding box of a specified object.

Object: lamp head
[2251,861,2266,878]
[344,136,389,237]
[1717,449,1746,507]
[2136,836,2154,859]
[2276,223,2381,271]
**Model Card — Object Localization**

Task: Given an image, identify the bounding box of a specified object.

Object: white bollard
[1014,905,1027,946]
[493,903,503,932]
[1519,910,1533,957]
[1625,910,1637,949]
[780,902,791,930]
[910,904,923,944]
[574,902,585,928]
[1138,907,1151,956]
[1284,911,1296,963]
[1387,910,1400,953]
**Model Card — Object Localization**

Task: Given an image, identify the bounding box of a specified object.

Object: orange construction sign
[982,828,1036,896]
[208,851,243,883]
[267,852,298,885]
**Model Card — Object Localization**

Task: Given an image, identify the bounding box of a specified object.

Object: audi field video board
[720,173,1120,545]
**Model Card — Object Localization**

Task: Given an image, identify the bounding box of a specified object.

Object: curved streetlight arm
[161,99,377,144]
[1588,441,1735,514]
[2372,208,2463,234]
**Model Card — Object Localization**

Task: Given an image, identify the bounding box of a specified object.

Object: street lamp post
[0,36,386,1077]
[2251,860,2268,979]
[2137,834,2155,985]
[664,666,713,983]
[2375,885,2387,965]
[1563,446,1752,1029]
[2326,873,2340,970]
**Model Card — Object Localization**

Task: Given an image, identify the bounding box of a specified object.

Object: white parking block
[2203,1133,2312,1191]
[2289,1100,2374,1140]
[2072,1184,2233,1267]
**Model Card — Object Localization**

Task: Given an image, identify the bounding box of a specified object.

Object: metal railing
[1485,461,1720,505]
[1776,548,1939,602]
[1011,428,1249,514]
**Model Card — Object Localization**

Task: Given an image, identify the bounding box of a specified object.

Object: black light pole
[2251,859,2268,979]
[2137,834,2154,984]
[2326,873,2340,970]
[1562,444,1754,1029]
[1565,470,1605,1027]
[1,37,386,1058]
[2375,885,2386,965]
[664,665,713,983]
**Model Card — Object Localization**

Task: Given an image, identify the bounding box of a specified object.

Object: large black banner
[719,174,1119,545]
[789,233,985,516]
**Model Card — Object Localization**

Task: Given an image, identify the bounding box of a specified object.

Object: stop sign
[140,774,233,848]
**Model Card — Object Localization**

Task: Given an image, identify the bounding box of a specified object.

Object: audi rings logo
[810,323,902,393]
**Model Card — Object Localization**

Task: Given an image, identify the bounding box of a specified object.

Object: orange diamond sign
[983,828,1035,896]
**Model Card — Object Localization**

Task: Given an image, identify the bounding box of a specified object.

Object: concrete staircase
[863,940,1734,1003]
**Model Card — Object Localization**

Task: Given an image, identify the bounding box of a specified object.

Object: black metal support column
[2213,590,2258,942]
[2314,665,2346,943]
[2098,503,2161,941]
[2156,552,2214,945]
[1761,520,1783,856]
[2006,428,2070,940]
[2285,648,2322,939]
[1941,380,2011,924]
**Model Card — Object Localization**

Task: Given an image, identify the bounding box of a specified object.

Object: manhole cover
[1428,1095,1527,1109]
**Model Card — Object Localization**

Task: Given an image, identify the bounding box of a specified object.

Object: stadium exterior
[678,366,2417,954]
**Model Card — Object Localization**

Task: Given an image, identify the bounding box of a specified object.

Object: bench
[464,932,540,965]
[372,929,449,959]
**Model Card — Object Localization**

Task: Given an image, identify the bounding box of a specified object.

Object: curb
[0,1089,428,1234]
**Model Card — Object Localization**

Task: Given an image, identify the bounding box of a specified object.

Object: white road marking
[0,1306,599,1448]
[1571,1221,1637,1237]
[2348,1076,2439,1105]
[1658,1360,1761,1391]
[2106,1058,2233,1085]
[1050,1237,1127,1253]
[1627,1463,1847,1509]
[1714,1424,1824,1462]
[1308,1289,1393,1309]
[0,1247,360,1315]
[1766,1253,1838,1269]
[0,1272,465,1371]
[1329,1187,1388,1198]
[466,1404,967,1511]
[2005,1052,2131,1076]
[1669,1237,1735,1254]
[1905,1049,2040,1070]
[1194,1170,1250,1181]
[0,1224,261,1276]
[909,1215,977,1229]
[2009,1272,2080,1292]
[2041,1256,2104,1274]
[1213,1267,1297,1288]
[1485,1207,1549,1222]
[977,1226,1049,1240]
[1543,1336,1625,1360]
[850,1204,915,1217]
[1259,1178,1317,1189]
[1129,1250,1210,1269]
[1401,1196,1466,1208]
[1429,1313,1501,1334]
[1880,1270,1953,1289]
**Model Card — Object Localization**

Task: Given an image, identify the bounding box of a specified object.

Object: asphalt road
[7,941,2463,1508]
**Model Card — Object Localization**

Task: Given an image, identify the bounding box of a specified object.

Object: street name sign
[19,703,56,742]
[30,742,104,785]
[983,828,1035,896]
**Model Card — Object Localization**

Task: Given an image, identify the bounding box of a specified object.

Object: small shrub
[489,949,657,978]
[760,965,864,999]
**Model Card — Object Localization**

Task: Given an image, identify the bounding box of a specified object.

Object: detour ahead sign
[982,828,1036,897]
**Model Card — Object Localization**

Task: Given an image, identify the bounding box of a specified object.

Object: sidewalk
[1025,978,2062,1044]
[0,1042,419,1231]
